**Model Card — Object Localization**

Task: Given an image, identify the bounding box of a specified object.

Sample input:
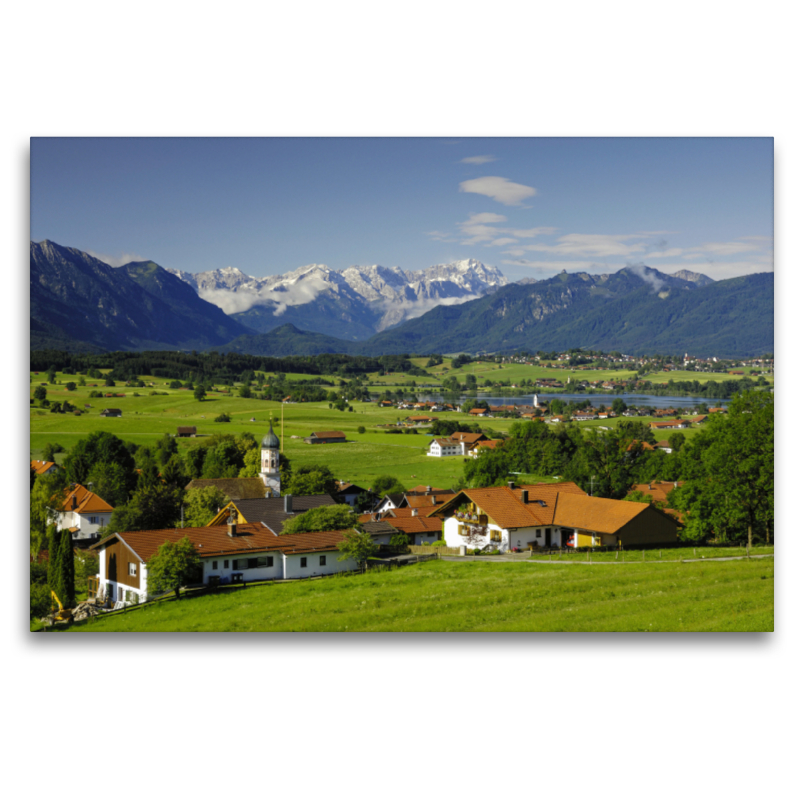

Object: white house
[428,438,466,457]
[435,481,679,553]
[55,483,114,541]
[90,521,359,605]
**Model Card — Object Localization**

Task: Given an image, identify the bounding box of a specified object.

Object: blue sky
[30,137,773,282]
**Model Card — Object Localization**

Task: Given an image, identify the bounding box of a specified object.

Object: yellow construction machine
[50,590,72,622]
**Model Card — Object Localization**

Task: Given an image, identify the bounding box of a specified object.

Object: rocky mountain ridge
[165,258,508,338]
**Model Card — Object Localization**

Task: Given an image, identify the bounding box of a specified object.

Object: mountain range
[165,259,508,339]
[29,240,774,358]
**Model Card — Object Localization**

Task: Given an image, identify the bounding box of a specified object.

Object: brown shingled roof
[382,516,442,535]
[31,460,56,475]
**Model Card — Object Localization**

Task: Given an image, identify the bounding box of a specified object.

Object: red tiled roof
[553,493,650,535]
[31,460,56,475]
[57,484,114,514]
[92,523,352,562]
[405,492,456,509]
[628,481,683,504]
[383,516,442,534]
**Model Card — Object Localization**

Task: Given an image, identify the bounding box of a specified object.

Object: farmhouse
[405,415,438,425]
[381,514,442,546]
[334,481,373,507]
[471,439,503,458]
[100,408,122,417]
[304,430,346,444]
[177,426,197,437]
[89,520,360,604]
[650,420,690,430]
[428,437,465,457]
[627,481,683,505]
[31,459,58,476]
[434,482,678,552]
[54,483,114,541]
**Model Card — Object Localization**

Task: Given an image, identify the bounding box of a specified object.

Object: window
[212,561,218,570]
[128,563,137,576]
[233,559,249,570]
[490,530,501,542]
[536,530,542,538]
[320,555,326,566]
[224,560,229,569]
[90,516,97,524]
[300,557,308,568]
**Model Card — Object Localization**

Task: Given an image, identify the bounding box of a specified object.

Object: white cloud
[626,263,666,293]
[489,237,518,247]
[645,248,684,258]
[685,241,760,257]
[507,226,558,238]
[459,176,537,206]
[466,212,507,224]
[86,249,147,268]
[198,271,330,315]
[426,230,454,241]
[460,155,497,165]
[521,233,649,258]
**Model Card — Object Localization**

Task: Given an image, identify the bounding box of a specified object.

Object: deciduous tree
[145,536,201,599]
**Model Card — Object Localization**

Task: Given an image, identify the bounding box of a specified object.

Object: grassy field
[29,370,720,487]
[527,545,774,562]
[53,556,774,632]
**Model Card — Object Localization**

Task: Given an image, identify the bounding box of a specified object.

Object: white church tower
[260,419,281,497]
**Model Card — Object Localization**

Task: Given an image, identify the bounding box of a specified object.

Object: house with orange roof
[470,439,504,458]
[55,483,114,541]
[31,459,58,476]
[90,517,360,604]
[433,481,678,552]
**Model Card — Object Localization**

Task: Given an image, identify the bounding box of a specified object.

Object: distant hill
[29,241,772,358]
[30,241,253,351]
[218,267,772,359]
[356,267,771,357]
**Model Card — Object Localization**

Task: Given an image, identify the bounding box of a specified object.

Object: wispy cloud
[460,155,497,165]
[626,262,666,293]
[456,213,554,246]
[86,249,147,268]
[519,233,649,258]
[459,176,537,206]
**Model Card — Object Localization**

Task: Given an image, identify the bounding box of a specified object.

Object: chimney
[412,508,418,517]
[227,509,238,537]
[521,489,528,504]
[648,483,652,490]
[284,494,293,514]
[71,495,77,509]
[674,481,678,489]
[431,495,437,504]
[426,485,432,493]
[508,481,515,490]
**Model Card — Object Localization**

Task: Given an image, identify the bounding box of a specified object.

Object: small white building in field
[428,438,466,457]
[89,520,359,605]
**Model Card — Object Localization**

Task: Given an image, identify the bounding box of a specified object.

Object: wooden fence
[408,545,461,556]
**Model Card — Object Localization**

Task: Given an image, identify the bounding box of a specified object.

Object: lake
[413,393,730,409]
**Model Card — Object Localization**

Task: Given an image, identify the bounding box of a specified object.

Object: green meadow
[29,371,716,488]
[56,556,774,632]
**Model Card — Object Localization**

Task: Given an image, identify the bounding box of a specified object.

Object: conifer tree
[54,530,75,608]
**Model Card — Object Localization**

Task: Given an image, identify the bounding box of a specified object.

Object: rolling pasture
[28,370,732,488]
[61,556,774,632]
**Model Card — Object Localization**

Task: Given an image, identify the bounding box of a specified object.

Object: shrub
[430,540,446,547]
[30,583,52,620]
[215,413,231,423]
[357,426,366,434]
